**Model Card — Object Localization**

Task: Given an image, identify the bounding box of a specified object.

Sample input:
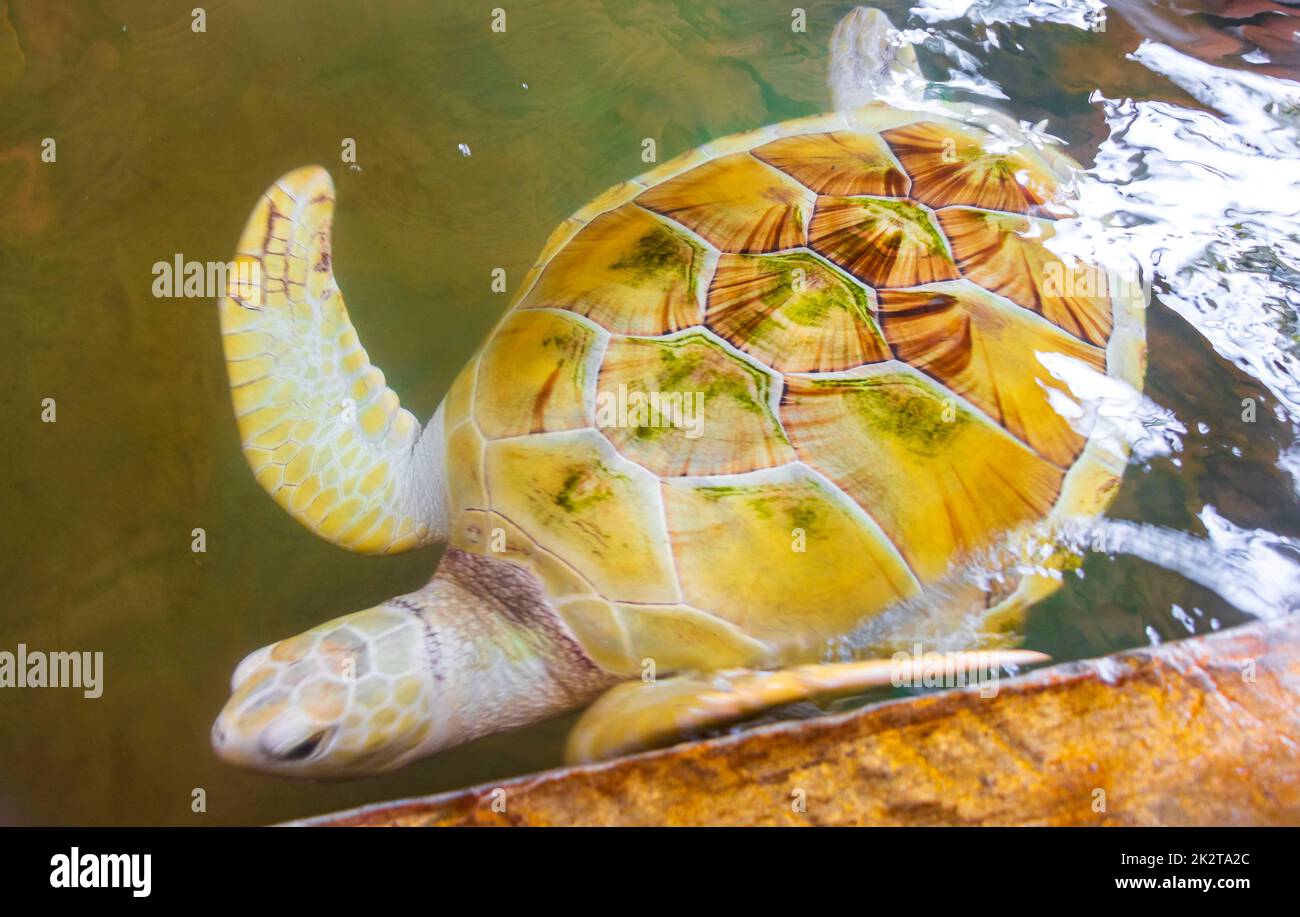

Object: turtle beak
[210,709,243,766]
[211,685,337,774]
[211,660,293,772]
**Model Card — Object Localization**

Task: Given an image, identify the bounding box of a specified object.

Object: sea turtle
[211,7,1145,776]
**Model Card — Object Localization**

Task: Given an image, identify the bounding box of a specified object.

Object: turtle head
[211,604,441,778]
[212,552,614,778]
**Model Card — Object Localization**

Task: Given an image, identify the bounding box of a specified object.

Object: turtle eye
[269,727,335,762]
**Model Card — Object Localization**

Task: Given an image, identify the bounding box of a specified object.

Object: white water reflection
[1064,42,1300,417]
[1071,512,1300,620]
[839,509,1300,659]
[1037,351,1186,463]
[883,10,1300,636]
[1057,40,1300,614]
[911,0,1106,29]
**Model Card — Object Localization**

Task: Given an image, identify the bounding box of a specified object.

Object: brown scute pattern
[635,153,815,254]
[779,369,1067,582]
[752,131,911,198]
[809,196,960,289]
[483,116,1120,612]
[596,332,795,476]
[517,204,703,335]
[936,208,1113,346]
[877,284,1106,466]
[881,121,1061,216]
[705,252,891,373]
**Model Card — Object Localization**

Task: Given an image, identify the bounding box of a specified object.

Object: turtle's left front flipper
[220,167,446,554]
[565,650,1048,764]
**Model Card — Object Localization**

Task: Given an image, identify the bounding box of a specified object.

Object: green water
[2,0,1298,825]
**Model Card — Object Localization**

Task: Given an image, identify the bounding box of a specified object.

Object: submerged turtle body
[440,101,1146,677]
[211,8,1147,777]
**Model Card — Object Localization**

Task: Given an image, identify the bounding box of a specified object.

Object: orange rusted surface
[299,616,1300,826]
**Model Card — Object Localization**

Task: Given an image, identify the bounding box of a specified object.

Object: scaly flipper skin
[828,6,924,109]
[220,167,447,554]
[565,650,1049,764]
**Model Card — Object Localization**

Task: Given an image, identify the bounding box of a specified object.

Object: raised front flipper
[565,650,1048,764]
[220,167,447,554]
[828,7,923,110]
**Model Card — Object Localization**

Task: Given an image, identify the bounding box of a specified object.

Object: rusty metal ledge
[296,615,1300,826]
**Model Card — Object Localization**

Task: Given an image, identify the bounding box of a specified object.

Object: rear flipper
[565,649,1048,764]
